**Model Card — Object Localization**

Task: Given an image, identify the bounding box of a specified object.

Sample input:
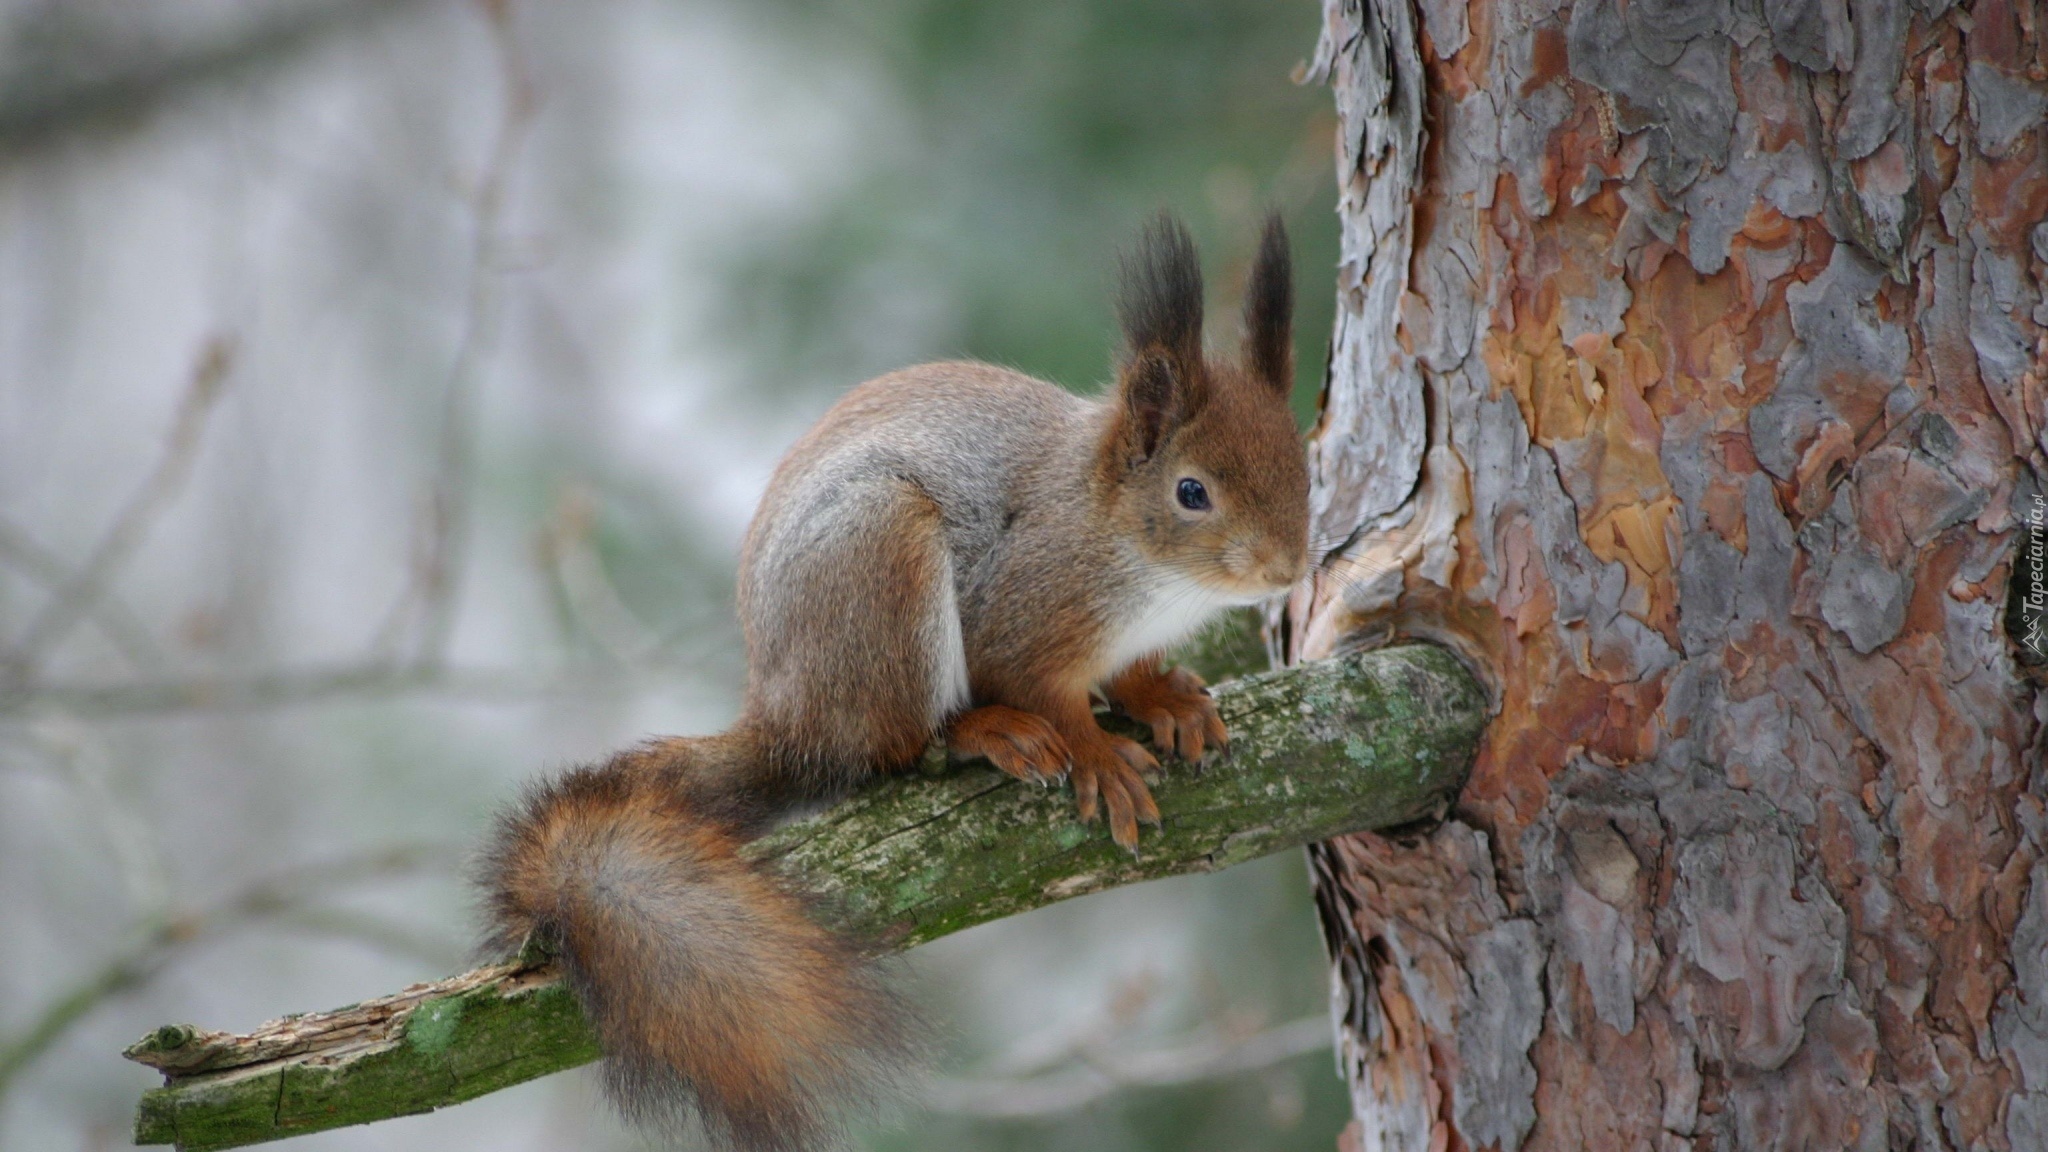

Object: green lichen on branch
[127,646,1486,1150]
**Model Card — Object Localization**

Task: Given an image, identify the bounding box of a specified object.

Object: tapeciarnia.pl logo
[2022,491,2046,659]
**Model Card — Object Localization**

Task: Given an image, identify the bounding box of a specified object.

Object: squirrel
[477,213,1309,1152]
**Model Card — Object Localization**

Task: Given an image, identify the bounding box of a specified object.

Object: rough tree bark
[1292,0,2047,1149]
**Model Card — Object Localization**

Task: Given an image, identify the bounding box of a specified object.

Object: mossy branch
[125,645,1487,1150]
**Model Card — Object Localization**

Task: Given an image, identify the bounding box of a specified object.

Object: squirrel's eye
[1176,477,1211,511]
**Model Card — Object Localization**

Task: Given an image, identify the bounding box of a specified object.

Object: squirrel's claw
[1110,732,1164,787]
[1104,663,1228,765]
[947,705,1072,785]
[1070,735,1161,851]
[1097,764,1141,851]
[1072,760,1102,824]
[955,702,1165,850]
[1202,706,1229,756]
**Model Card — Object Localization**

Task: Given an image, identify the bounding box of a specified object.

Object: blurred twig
[27,714,172,913]
[271,906,465,969]
[536,487,662,664]
[370,0,537,668]
[0,519,165,673]
[0,0,422,154]
[6,660,698,718]
[925,1015,1332,1118]
[1,337,234,697]
[0,842,456,1104]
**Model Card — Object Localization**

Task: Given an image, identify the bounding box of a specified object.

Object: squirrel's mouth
[1202,571,1300,604]
[1211,552,1306,599]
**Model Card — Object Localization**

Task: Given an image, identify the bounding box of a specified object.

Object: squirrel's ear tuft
[1241,213,1293,397]
[1117,213,1204,363]
[1118,353,1178,462]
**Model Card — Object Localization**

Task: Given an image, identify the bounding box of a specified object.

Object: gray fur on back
[737,362,1121,764]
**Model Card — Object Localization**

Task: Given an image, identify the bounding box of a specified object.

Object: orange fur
[475,212,1308,1149]
[946,705,1070,784]
[479,738,917,1152]
[1104,660,1228,762]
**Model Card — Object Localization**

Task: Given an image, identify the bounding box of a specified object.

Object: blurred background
[0,1,1344,1148]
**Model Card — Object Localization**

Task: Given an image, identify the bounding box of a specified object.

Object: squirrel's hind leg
[737,477,967,786]
[947,706,1070,784]
[964,685,1163,850]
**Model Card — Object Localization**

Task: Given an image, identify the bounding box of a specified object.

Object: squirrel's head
[1099,212,1309,600]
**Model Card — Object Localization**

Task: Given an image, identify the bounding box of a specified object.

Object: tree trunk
[1292,1,2048,1149]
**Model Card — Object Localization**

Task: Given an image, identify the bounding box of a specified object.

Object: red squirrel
[479,213,1308,1151]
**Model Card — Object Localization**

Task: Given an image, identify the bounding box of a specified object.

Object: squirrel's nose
[1261,554,1306,589]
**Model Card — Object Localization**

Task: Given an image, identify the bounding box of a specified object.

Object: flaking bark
[1297,0,2047,1148]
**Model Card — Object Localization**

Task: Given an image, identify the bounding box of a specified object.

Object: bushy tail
[478,736,916,1152]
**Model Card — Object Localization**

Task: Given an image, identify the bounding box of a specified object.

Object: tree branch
[0,607,1273,720]
[2,336,233,695]
[8,657,755,720]
[0,844,453,1105]
[367,0,536,668]
[0,518,166,672]
[123,645,1487,1150]
[0,0,421,153]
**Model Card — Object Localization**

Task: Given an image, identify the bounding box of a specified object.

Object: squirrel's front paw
[1104,663,1228,763]
[1070,733,1162,850]
[948,705,1071,785]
